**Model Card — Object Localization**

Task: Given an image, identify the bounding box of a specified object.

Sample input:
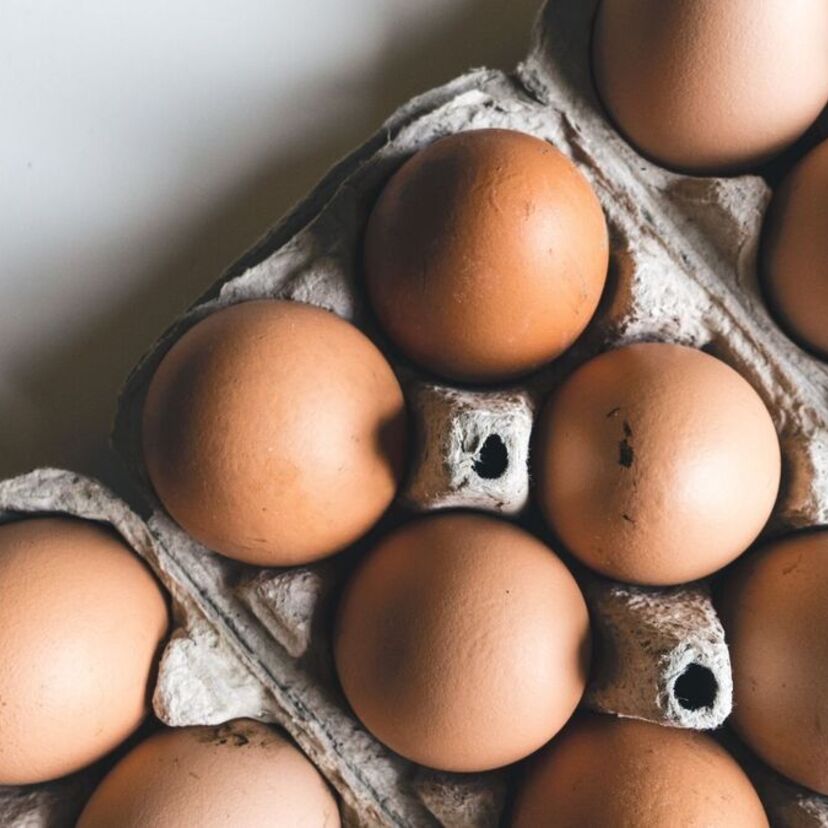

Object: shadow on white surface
[0,0,539,498]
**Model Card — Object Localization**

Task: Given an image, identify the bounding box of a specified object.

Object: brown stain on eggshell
[364,128,609,383]
[77,720,340,828]
[0,517,169,785]
[537,343,781,586]
[592,0,828,174]
[142,299,408,567]
[722,530,828,795]
[333,512,591,773]
[763,138,828,358]
[510,714,768,827]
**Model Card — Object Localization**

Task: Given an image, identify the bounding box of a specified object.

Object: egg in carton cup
[0,474,818,828]
[99,0,828,826]
[0,469,170,827]
[0,470,341,826]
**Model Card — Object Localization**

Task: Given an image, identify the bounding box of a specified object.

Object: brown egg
[0,517,169,785]
[722,530,828,795]
[77,721,340,828]
[592,0,828,173]
[763,138,828,357]
[364,128,608,383]
[537,343,781,585]
[333,512,591,772]
[511,715,768,827]
[142,299,407,567]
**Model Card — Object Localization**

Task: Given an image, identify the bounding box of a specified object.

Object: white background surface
[0,0,538,494]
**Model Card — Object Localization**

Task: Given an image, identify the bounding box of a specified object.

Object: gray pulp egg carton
[0,476,821,828]
[110,0,827,822]
[6,0,823,825]
[0,468,293,828]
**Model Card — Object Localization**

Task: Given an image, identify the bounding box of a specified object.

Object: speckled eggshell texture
[364,128,609,383]
[537,343,781,586]
[510,714,768,828]
[0,517,169,785]
[142,299,408,567]
[76,721,340,828]
[333,512,591,772]
[722,530,828,796]
[592,0,828,173]
[763,138,828,358]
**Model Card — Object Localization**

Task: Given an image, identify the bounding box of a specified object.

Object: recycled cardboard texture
[3,0,827,824]
[109,0,826,823]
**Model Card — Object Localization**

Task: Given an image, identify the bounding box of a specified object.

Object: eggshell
[0,517,169,785]
[537,343,781,585]
[763,138,828,358]
[333,512,591,772]
[363,128,608,383]
[592,0,828,173]
[142,299,407,567]
[722,530,828,795]
[510,714,768,827]
[77,720,340,828]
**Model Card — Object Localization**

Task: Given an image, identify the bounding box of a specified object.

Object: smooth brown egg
[592,0,828,173]
[77,721,340,828]
[763,138,828,358]
[142,299,407,567]
[537,343,781,585]
[364,128,609,383]
[511,715,768,827]
[722,530,828,795]
[0,517,169,785]
[333,512,591,772]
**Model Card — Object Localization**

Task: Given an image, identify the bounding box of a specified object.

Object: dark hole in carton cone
[674,663,718,711]
[473,434,508,479]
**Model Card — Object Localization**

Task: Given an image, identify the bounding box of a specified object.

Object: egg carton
[0,470,171,828]
[104,0,828,825]
[0,475,820,828]
[0,470,347,827]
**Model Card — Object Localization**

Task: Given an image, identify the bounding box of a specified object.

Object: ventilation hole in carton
[473,435,508,479]
[674,663,718,711]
